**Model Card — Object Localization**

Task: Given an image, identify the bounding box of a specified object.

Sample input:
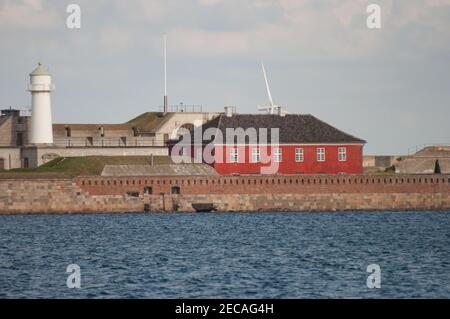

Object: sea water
[0,211,449,298]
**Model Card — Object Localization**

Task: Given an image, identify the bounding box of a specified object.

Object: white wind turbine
[257,62,287,115]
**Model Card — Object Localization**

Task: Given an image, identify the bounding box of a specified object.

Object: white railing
[157,104,203,113]
[53,137,167,148]
[27,84,54,91]
[407,143,450,155]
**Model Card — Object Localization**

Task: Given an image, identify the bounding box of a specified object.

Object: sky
[1,0,450,155]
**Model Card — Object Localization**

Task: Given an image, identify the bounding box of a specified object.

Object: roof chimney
[224,106,233,117]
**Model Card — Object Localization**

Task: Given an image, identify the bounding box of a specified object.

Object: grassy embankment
[0,156,173,178]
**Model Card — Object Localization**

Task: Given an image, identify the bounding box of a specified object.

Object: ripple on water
[0,211,449,298]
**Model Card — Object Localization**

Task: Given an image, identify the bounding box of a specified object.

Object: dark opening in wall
[171,186,181,195]
[126,192,139,197]
[434,160,441,174]
[144,187,152,195]
[16,132,23,146]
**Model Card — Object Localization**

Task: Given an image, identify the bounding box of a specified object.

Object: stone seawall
[0,175,449,214]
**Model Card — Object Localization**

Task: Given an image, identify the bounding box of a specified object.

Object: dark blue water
[0,212,449,298]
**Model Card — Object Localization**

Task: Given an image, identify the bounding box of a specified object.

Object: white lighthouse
[29,62,54,144]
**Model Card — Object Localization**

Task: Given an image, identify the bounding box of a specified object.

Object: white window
[274,148,282,163]
[295,148,304,162]
[338,147,347,161]
[252,148,260,163]
[230,148,238,163]
[317,148,325,162]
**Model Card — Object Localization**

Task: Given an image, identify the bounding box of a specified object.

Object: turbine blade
[261,62,274,107]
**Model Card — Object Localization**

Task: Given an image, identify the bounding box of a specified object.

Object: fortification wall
[0,179,143,214]
[74,174,450,196]
[0,174,449,214]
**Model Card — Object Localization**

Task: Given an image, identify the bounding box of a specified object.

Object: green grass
[126,112,168,131]
[0,156,173,178]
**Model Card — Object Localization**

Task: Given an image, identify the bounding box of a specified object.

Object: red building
[172,113,366,175]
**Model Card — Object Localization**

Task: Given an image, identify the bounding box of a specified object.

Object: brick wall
[74,174,450,196]
[0,115,14,146]
[1,174,449,214]
[0,114,30,147]
[0,179,144,214]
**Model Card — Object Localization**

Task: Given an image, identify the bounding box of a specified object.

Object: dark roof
[177,114,366,144]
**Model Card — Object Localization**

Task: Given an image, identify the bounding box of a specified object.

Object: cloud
[425,0,450,6]
[169,29,251,56]
[0,0,60,29]
[1,1,450,154]
[100,26,132,51]
[211,0,450,59]
[112,0,166,22]
[2,0,449,61]
[199,0,223,6]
